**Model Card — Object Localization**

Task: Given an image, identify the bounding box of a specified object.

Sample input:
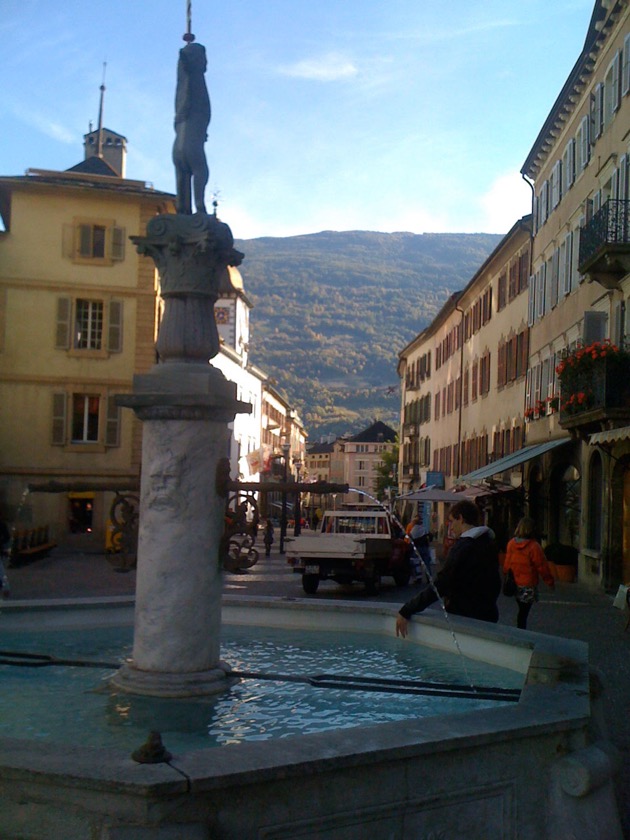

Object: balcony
[578,199,630,289]
[559,352,630,432]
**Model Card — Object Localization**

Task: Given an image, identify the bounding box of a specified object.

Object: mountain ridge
[234,230,503,439]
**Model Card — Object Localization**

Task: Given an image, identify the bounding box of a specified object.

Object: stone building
[398,217,532,543]
[329,420,396,506]
[520,0,630,589]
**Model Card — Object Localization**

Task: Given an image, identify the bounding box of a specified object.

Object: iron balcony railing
[579,199,630,271]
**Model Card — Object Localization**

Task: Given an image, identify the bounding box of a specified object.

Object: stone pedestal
[111,213,249,697]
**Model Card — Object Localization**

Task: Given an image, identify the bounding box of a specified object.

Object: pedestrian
[409,515,433,582]
[396,500,501,638]
[0,518,10,599]
[503,517,555,629]
[263,520,274,557]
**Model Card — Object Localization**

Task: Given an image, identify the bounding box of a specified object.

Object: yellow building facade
[0,167,174,547]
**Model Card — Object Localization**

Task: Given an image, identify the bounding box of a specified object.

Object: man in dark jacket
[396,500,500,637]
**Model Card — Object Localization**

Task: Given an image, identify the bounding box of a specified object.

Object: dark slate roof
[66,157,120,177]
[349,420,397,443]
[307,442,334,454]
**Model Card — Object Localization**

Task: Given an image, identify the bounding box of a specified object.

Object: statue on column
[172,41,211,215]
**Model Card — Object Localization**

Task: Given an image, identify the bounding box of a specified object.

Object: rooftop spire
[96,62,107,159]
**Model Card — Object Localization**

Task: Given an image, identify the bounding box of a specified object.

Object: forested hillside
[234,230,502,439]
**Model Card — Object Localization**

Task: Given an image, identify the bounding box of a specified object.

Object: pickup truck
[286,509,411,594]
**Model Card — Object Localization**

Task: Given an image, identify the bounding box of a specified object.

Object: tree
[374,441,399,502]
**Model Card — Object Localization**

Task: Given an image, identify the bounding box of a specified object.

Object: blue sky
[2,0,595,237]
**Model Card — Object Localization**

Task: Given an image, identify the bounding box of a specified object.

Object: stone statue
[172,41,211,215]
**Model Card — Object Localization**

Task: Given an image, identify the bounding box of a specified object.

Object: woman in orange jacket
[504,517,555,629]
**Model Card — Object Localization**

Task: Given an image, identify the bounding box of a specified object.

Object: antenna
[183,0,195,42]
[96,61,107,159]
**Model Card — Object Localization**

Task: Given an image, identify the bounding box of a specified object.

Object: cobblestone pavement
[4,543,630,835]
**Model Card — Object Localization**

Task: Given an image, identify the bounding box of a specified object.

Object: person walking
[503,517,555,629]
[409,515,433,582]
[263,520,274,557]
[396,500,501,638]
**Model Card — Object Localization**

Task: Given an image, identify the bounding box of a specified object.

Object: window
[63,219,126,264]
[72,395,100,442]
[562,139,575,193]
[56,298,123,354]
[74,300,103,350]
[51,392,121,447]
[604,53,621,128]
[551,160,562,210]
[591,83,604,140]
[576,116,590,171]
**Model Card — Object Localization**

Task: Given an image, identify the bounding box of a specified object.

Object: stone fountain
[111,36,249,697]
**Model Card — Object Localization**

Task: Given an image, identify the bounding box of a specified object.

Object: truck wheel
[302,574,319,595]
[393,571,411,587]
[365,575,381,595]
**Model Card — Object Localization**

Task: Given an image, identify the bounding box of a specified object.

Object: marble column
[111,213,248,697]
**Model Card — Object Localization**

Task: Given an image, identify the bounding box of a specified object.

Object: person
[396,500,501,638]
[409,516,433,574]
[263,520,274,557]
[0,518,10,599]
[503,517,555,629]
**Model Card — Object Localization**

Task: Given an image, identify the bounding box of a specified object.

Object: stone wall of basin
[0,597,623,839]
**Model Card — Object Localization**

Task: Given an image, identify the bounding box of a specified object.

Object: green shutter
[107,300,123,352]
[105,396,121,447]
[55,298,72,349]
[51,393,67,445]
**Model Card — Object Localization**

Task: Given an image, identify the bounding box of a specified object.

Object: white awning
[589,426,630,445]
[460,438,571,482]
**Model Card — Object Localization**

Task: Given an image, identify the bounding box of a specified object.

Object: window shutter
[55,297,72,349]
[612,51,621,113]
[623,33,630,97]
[563,232,573,295]
[107,300,123,352]
[105,396,121,447]
[78,224,92,258]
[613,303,624,347]
[52,393,67,445]
[62,224,74,258]
[619,155,628,201]
[111,226,126,261]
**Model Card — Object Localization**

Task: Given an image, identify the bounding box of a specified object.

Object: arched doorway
[550,464,581,548]
[610,455,630,586]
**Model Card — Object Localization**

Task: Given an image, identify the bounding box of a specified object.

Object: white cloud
[10,102,75,145]
[278,53,358,82]
[475,171,532,234]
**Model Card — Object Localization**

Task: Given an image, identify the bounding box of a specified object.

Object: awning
[396,482,516,503]
[589,426,630,446]
[460,438,571,483]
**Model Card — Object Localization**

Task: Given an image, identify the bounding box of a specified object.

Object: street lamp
[279,440,290,553]
[293,458,303,536]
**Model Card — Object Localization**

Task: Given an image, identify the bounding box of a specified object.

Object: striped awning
[589,426,630,446]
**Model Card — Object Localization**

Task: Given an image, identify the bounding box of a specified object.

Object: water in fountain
[348,487,477,691]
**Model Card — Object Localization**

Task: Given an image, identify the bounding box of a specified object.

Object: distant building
[329,420,396,506]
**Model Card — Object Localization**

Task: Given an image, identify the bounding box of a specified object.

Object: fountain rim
[0,594,591,797]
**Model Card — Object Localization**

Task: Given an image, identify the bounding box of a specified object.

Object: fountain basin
[0,596,621,839]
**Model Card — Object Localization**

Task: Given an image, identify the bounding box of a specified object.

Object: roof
[521,0,614,178]
[0,170,175,202]
[307,442,334,455]
[349,420,397,443]
[66,157,120,177]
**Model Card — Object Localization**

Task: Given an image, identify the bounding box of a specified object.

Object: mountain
[234,230,503,439]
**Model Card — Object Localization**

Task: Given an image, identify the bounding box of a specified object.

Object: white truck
[286,509,411,594]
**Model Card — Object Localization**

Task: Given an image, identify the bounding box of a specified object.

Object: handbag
[503,568,517,597]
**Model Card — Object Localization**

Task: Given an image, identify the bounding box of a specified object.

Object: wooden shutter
[105,396,121,447]
[62,224,74,258]
[55,297,72,349]
[51,393,67,445]
[111,226,126,261]
[583,311,607,345]
[78,224,92,258]
[107,300,123,352]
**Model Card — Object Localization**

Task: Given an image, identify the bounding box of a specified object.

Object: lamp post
[293,458,302,536]
[279,441,290,553]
